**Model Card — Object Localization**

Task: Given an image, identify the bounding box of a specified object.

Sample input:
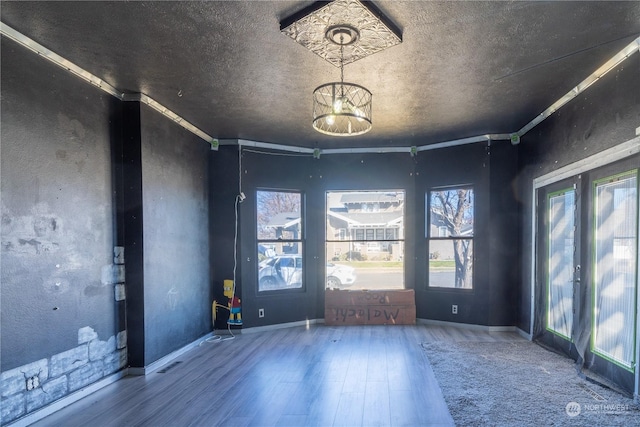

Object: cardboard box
[325,289,416,325]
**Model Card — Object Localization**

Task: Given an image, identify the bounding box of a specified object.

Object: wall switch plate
[258,308,265,318]
[452,305,458,314]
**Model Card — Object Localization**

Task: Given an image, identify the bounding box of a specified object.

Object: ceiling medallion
[280,0,402,67]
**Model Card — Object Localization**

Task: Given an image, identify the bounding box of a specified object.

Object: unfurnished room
[1,1,640,426]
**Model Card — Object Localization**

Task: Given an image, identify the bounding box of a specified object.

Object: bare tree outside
[257,191,301,239]
[430,188,474,288]
[256,190,304,291]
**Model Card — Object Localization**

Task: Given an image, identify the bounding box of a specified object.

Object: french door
[536,177,581,358]
[589,167,638,374]
[535,157,639,394]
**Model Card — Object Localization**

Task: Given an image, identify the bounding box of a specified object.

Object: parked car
[258,255,356,289]
[259,255,303,289]
[326,262,356,288]
[258,244,276,258]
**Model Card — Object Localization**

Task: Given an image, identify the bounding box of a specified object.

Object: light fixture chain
[340,38,345,96]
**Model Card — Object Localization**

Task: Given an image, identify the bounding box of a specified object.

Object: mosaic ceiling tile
[281,0,402,67]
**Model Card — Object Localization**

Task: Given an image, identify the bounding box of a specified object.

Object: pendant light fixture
[312,25,372,136]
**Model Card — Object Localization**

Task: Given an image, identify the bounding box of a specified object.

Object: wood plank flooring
[31,324,522,427]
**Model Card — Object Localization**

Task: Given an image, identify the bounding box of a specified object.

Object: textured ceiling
[1,1,639,149]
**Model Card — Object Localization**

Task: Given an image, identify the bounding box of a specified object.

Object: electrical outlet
[452,305,458,315]
[26,375,40,391]
[258,308,265,318]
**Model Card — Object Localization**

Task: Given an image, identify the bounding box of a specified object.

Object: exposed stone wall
[0,245,126,425]
[0,327,126,424]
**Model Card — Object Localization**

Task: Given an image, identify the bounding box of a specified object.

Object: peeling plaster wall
[0,38,212,421]
[1,40,121,423]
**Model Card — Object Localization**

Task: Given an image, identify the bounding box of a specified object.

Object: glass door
[534,157,639,395]
[535,177,581,357]
[547,187,577,339]
[589,169,638,372]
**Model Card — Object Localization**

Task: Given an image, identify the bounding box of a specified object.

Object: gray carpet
[422,340,640,426]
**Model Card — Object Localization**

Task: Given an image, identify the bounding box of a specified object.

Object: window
[427,187,474,288]
[366,229,375,240]
[592,171,637,369]
[256,190,303,292]
[326,190,405,290]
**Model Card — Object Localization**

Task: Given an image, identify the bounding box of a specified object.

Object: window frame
[256,189,305,294]
[426,185,475,290]
[325,189,406,290]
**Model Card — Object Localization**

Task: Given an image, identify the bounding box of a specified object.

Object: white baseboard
[515,327,532,341]
[7,370,127,427]
[417,318,528,336]
[129,331,216,376]
[241,318,324,334]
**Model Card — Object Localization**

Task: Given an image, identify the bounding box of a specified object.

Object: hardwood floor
[31,324,522,427]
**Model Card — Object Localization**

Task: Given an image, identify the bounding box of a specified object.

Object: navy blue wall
[414,142,519,326]
[210,146,240,329]
[140,106,211,364]
[238,150,322,327]
[488,141,520,326]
